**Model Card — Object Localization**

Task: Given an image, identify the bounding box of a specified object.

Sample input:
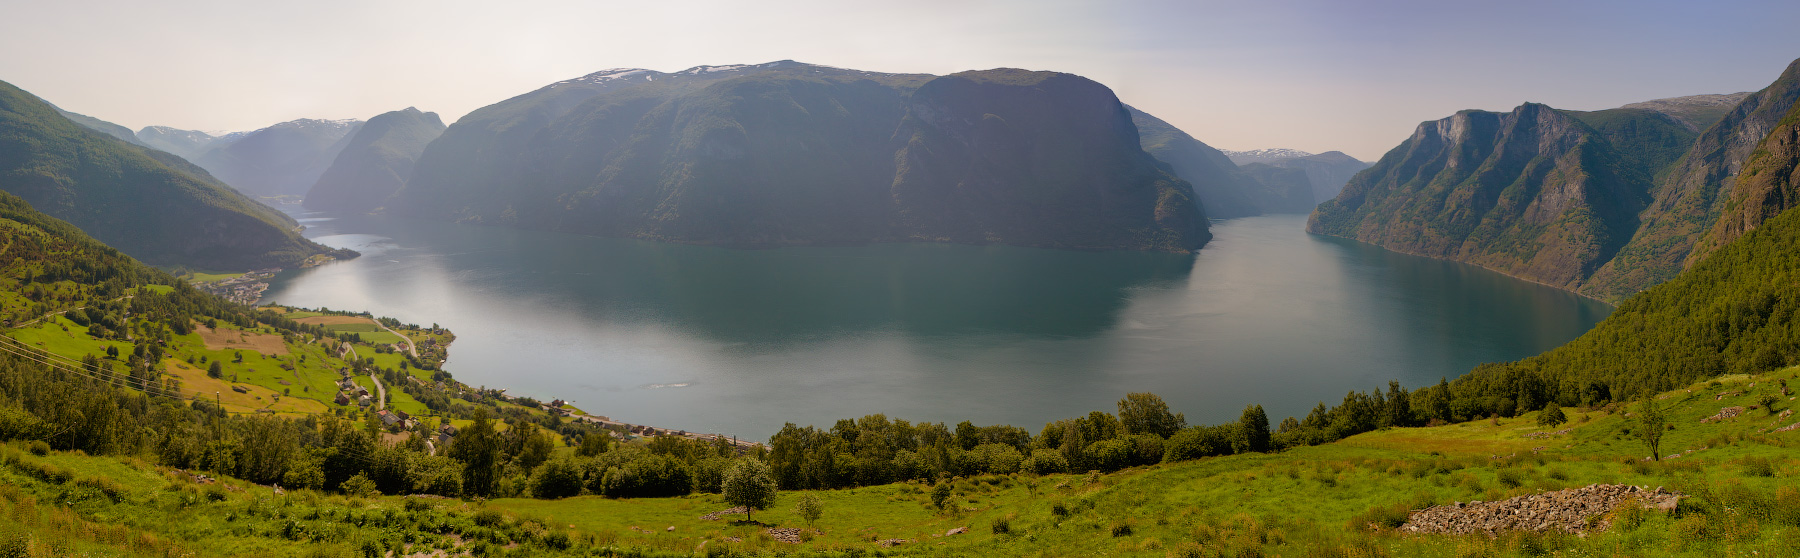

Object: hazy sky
[3,0,1798,160]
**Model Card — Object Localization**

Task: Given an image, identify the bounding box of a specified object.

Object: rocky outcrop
[1399,484,1681,536]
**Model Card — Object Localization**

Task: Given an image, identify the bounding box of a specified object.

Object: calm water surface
[264,214,1612,439]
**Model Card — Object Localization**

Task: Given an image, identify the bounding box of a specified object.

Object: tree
[1636,397,1666,461]
[721,459,778,522]
[576,432,611,457]
[794,493,824,526]
[1117,392,1185,438]
[1536,402,1567,427]
[449,409,501,496]
[1235,404,1270,454]
[531,458,585,499]
[206,361,223,379]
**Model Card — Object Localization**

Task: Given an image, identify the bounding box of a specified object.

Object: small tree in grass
[722,459,777,522]
[1636,396,1666,461]
[1536,402,1567,427]
[207,361,223,379]
[794,493,823,526]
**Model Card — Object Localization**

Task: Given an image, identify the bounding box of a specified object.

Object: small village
[192,268,281,305]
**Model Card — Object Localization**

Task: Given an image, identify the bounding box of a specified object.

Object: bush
[990,516,1011,535]
[1086,438,1135,472]
[930,482,953,510]
[1536,403,1567,427]
[75,475,127,502]
[794,493,823,525]
[341,474,380,498]
[1164,425,1234,463]
[472,509,504,527]
[600,454,693,498]
[1742,456,1775,478]
[531,458,585,499]
[1022,449,1069,475]
[26,440,48,456]
[1110,521,1133,537]
[1166,541,1205,558]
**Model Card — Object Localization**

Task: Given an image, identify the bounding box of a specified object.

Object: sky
[3,0,1798,160]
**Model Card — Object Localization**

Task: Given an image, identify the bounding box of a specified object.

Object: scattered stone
[1716,391,1743,401]
[1399,484,1682,536]
[1524,428,1573,439]
[945,527,968,536]
[699,506,749,521]
[766,528,803,544]
[877,538,915,547]
[1701,406,1745,423]
[666,526,675,532]
[1775,422,1800,433]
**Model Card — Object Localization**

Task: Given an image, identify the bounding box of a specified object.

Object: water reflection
[265,213,1611,439]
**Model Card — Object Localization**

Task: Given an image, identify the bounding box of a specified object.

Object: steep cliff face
[397,62,1208,252]
[889,70,1205,250]
[1689,98,1800,262]
[1309,58,1800,301]
[1581,58,1800,299]
[1308,104,1653,290]
[303,108,444,213]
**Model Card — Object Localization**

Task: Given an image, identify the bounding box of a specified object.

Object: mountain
[1222,148,1314,165]
[1310,58,1800,301]
[0,79,348,270]
[397,61,1208,252]
[1580,59,1800,299]
[1127,107,1312,217]
[194,118,363,198]
[303,108,445,213]
[1308,103,1681,293]
[135,125,219,160]
[1619,92,1753,132]
[1231,163,1316,213]
[1259,151,1371,203]
[1687,91,1800,264]
[50,106,141,145]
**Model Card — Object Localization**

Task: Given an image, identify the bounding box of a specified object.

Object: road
[376,321,418,358]
[342,343,386,410]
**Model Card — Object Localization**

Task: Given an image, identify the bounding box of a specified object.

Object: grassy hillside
[0,364,1792,557]
[0,80,348,271]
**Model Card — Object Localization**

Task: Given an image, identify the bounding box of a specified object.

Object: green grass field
[0,366,1792,556]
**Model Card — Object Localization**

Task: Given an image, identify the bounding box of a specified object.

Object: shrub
[1163,425,1234,463]
[542,531,571,551]
[1166,541,1205,558]
[1022,449,1069,475]
[1496,468,1524,488]
[26,441,48,456]
[1086,438,1135,472]
[75,475,127,503]
[990,516,1011,535]
[472,509,504,527]
[1536,403,1567,427]
[530,458,584,499]
[794,493,823,525]
[1742,457,1775,478]
[1050,502,1070,519]
[1110,521,1133,537]
[930,482,953,510]
[341,474,380,498]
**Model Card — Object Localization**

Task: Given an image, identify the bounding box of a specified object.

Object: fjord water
[265,214,1611,438]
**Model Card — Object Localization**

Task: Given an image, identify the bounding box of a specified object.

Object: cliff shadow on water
[270,213,1197,346]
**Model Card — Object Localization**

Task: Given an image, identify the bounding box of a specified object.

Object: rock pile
[1524,428,1573,439]
[877,538,915,547]
[766,528,803,543]
[699,506,748,521]
[1399,484,1681,536]
[1701,406,1745,423]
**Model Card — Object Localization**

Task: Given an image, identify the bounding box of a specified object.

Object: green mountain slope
[1687,94,1800,264]
[1308,103,1661,291]
[49,106,142,146]
[1576,59,1800,299]
[0,80,346,270]
[397,62,1208,252]
[302,107,444,213]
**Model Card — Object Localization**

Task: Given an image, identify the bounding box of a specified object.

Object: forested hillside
[0,80,347,271]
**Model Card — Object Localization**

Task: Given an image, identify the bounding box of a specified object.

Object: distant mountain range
[395,61,1209,252]
[1309,59,1800,301]
[1222,148,1317,165]
[0,79,349,270]
[304,107,444,213]
[1128,108,1316,217]
[194,118,363,198]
